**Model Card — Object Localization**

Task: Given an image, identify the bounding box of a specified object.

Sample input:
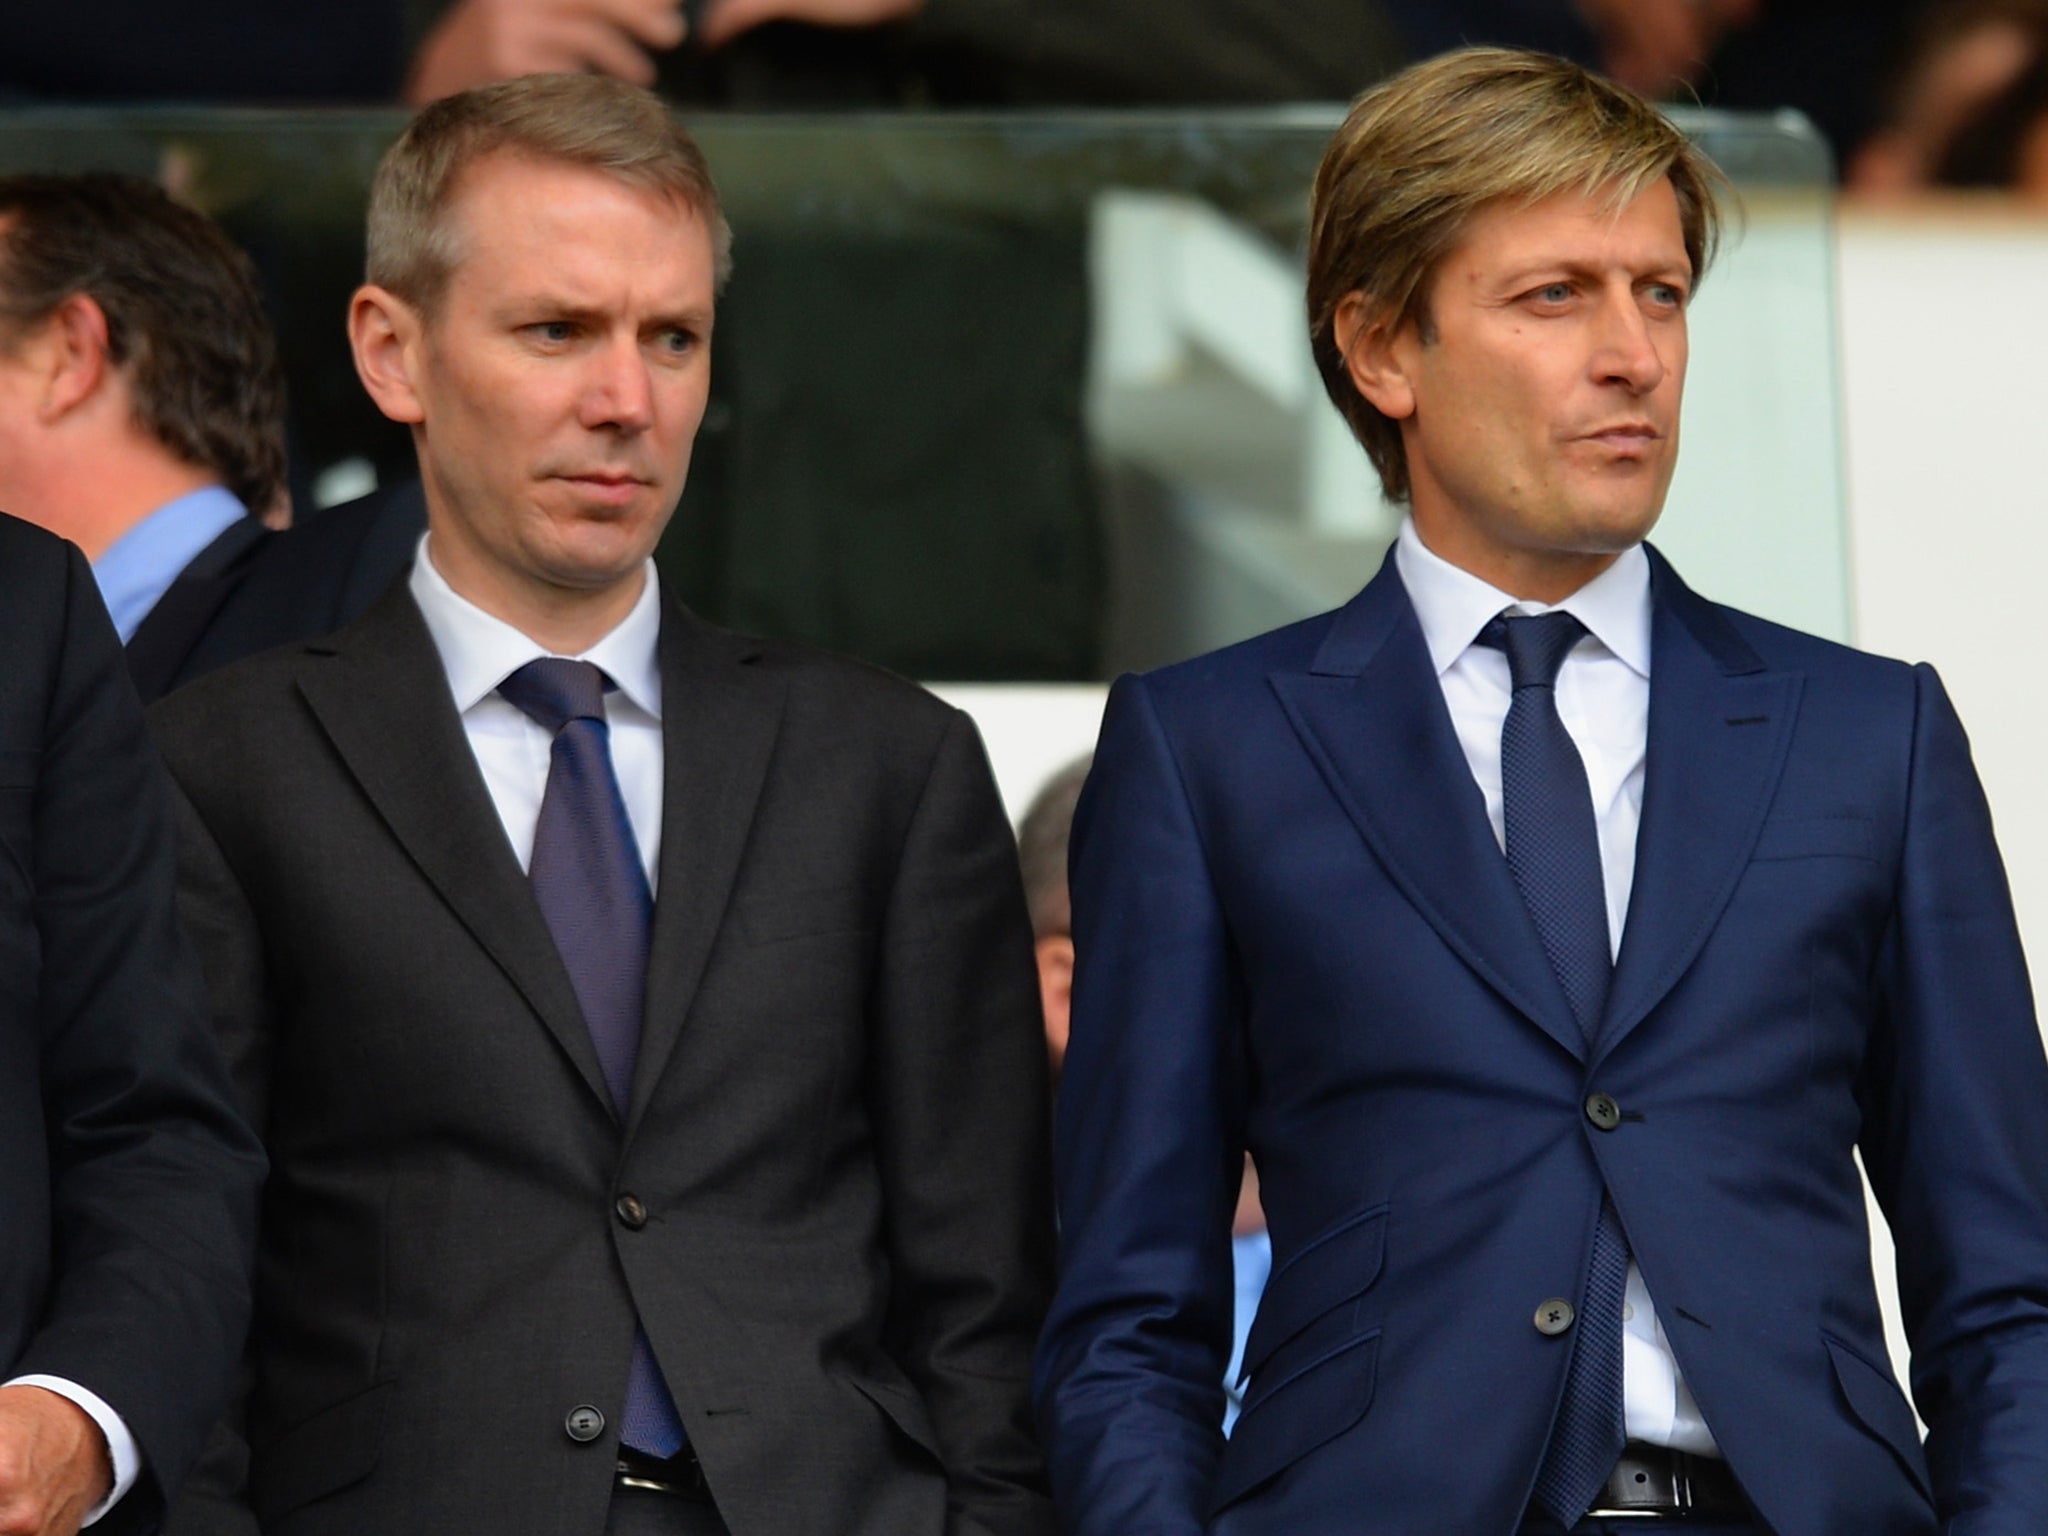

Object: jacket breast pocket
[1752,813,1878,863]
[1211,1205,1386,1513]
[736,885,873,946]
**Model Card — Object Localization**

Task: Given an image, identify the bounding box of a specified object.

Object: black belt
[615,1443,712,1501]
[1586,1442,1748,1518]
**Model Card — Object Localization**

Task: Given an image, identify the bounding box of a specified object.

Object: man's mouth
[554,470,654,504]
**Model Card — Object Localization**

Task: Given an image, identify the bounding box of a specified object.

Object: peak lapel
[626,602,787,1134]
[294,584,615,1112]
[1597,549,1802,1061]
[1269,555,1587,1059]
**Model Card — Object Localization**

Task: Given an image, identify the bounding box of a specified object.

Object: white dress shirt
[1393,517,1720,1457]
[408,537,664,884]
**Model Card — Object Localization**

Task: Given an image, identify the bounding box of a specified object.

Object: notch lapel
[1596,549,1802,1061]
[626,601,787,1135]
[295,584,615,1112]
[1270,554,1587,1059]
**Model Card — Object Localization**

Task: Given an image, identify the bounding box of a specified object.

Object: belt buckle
[1586,1443,1690,1519]
[615,1449,707,1498]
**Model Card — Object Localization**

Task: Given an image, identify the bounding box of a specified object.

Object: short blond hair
[366,73,733,313]
[1307,47,1727,503]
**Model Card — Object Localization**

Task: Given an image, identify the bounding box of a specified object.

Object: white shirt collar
[406,532,663,720]
[1393,516,1652,680]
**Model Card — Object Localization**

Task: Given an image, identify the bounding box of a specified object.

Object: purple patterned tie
[1479,613,1628,1526]
[498,658,685,1458]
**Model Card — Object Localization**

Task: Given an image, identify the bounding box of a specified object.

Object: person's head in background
[0,172,287,554]
[1849,0,2048,192]
[1016,753,1091,1083]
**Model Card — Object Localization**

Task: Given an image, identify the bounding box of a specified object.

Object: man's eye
[656,327,696,355]
[1647,283,1686,308]
[532,321,576,343]
[1532,283,1573,305]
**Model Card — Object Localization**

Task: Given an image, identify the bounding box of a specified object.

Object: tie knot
[497,658,611,734]
[1480,611,1586,691]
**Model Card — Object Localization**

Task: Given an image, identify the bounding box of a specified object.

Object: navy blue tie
[498,658,686,1459]
[1479,613,1628,1527]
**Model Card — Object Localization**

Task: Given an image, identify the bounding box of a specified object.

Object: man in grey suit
[154,74,1053,1536]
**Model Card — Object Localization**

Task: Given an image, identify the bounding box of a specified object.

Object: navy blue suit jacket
[1036,547,2048,1535]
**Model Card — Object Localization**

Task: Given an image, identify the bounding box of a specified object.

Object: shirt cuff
[1,1375,139,1526]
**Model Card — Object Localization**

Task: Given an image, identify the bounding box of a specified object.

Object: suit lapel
[295,583,615,1112]
[626,600,787,1135]
[125,516,268,703]
[1596,548,1802,1061]
[1270,552,1587,1058]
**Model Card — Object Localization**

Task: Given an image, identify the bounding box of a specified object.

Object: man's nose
[582,338,655,432]
[1592,290,1668,394]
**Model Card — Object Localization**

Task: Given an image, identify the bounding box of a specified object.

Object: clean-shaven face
[403,151,716,615]
[1390,177,1692,597]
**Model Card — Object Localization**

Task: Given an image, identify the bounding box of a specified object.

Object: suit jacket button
[1534,1298,1576,1336]
[1584,1093,1622,1131]
[565,1405,606,1442]
[615,1193,648,1229]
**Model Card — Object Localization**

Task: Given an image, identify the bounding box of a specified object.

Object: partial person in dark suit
[154,73,1052,1536]
[1038,47,2048,1536]
[0,174,289,704]
[0,511,262,1536]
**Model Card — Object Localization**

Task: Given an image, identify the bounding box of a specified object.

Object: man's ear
[1333,290,1417,423]
[38,294,113,422]
[349,284,427,426]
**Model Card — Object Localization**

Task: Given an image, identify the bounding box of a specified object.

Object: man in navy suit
[1036,46,2048,1536]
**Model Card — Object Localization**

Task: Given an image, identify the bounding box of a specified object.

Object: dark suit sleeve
[1860,664,2048,1532]
[150,773,278,1536]
[1032,674,1242,1536]
[866,709,1057,1536]
[10,543,265,1526]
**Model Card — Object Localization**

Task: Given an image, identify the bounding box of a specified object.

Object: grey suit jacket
[151,581,1055,1536]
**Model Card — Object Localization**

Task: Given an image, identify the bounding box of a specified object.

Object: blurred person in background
[1850,1,2048,190]
[405,0,1405,106]
[0,173,289,704]
[1015,754,1090,1083]
[1385,0,1924,167]
[1937,43,2048,193]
